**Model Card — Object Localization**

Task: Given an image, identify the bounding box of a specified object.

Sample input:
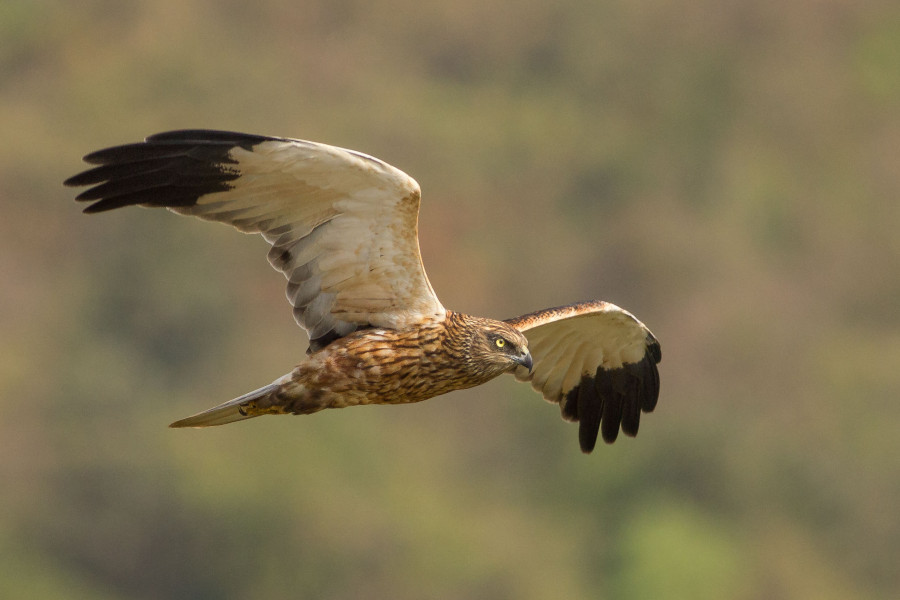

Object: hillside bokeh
[2,0,899,598]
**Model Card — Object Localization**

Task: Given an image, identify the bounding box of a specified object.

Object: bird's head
[464,318,533,380]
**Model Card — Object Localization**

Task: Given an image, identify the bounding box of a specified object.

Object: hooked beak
[516,350,534,372]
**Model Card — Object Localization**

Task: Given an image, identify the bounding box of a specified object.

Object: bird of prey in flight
[66,130,660,453]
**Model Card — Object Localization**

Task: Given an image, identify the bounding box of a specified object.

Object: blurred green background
[2,0,899,598]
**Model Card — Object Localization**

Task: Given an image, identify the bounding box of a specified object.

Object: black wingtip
[647,334,662,364]
[579,426,598,454]
[65,132,259,214]
[144,129,277,145]
[574,376,601,453]
[81,203,105,214]
[63,174,84,188]
[562,344,661,453]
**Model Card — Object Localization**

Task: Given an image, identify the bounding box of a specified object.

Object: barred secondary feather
[66,130,660,453]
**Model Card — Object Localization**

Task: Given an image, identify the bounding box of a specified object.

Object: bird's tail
[169,382,282,428]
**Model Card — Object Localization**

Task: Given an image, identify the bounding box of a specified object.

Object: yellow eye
[495,338,506,348]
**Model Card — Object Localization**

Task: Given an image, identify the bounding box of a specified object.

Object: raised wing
[65,130,446,351]
[505,301,660,453]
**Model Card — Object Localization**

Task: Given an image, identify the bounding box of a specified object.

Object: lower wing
[505,301,661,453]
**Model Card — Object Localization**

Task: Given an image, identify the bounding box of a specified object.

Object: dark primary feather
[63,130,279,214]
[560,335,661,453]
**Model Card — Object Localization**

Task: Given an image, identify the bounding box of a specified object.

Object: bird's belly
[290,334,473,410]
[331,360,469,406]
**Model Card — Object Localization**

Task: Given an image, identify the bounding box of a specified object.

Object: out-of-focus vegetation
[2,0,898,598]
